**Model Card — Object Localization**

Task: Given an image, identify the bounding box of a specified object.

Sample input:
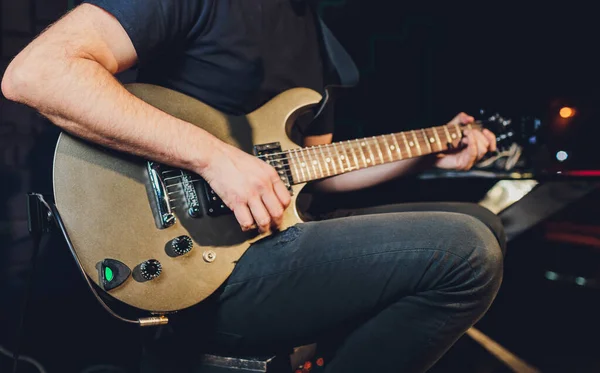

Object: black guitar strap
[317,17,360,89]
[312,11,360,119]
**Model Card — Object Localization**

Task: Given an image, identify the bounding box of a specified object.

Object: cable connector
[26,193,53,235]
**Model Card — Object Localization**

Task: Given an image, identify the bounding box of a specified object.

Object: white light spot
[366,158,371,164]
[430,138,435,143]
[312,160,318,165]
[361,142,366,147]
[409,141,414,147]
[390,145,395,150]
[326,158,331,163]
[556,151,568,162]
[301,162,306,167]
[451,134,457,139]
[340,155,345,160]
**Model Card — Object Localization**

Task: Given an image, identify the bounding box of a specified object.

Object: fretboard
[279,122,475,184]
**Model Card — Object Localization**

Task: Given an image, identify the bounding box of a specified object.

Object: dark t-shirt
[84,0,334,136]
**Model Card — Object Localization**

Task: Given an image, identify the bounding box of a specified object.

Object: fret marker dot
[340,155,345,160]
[361,142,366,146]
[326,158,331,163]
[390,145,395,150]
[366,159,371,164]
[409,141,414,147]
[301,162,306,167]
[451,134,456,139]
[430,138,435,143]
[312,160,318,165]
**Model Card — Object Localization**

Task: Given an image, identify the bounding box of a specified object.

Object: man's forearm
[2,52,219,174]
[309,155,435,193]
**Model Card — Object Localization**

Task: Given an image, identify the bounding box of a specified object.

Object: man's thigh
[323,202,506,254]
[174,209,500,354]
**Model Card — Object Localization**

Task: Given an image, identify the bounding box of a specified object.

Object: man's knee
[459,215,504,308]
[447,203,507,256]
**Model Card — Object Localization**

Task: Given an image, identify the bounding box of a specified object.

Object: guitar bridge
[147,162,203,228]
[147,162,177,229]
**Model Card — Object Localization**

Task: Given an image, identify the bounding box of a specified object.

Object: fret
[307,148,319,179]
[292,150,306,182]
[390,134,402,160]
[310,146,324,178]
[432,127,443,151]
[357,139,368,167]
[401,132,412,158]
[319,145,331,176]
[326,144,338,175]
[287,150,296,182]
[453,122,462,140]
[421,129,433,153]
[348,140,360,170]
[442,125,452,144]
[411,131,422,155]
[299,149,313,180]
[340,144,352,171]
[382,135,394,162]
[332,142,345,172]
[286,151,299,183]
[363,139,375,165]
[373,136,385,164]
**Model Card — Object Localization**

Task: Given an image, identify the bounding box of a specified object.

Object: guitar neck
[282,122,477,184]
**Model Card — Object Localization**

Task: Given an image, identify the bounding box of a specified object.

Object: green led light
[105,267,114,282]
[545,271,558,281]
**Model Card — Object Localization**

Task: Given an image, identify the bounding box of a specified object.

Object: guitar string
[243,124,467,160]
[159,124,469,188]
[161,124,477,201]
[162,131,453,182]
[165,136,453,192]
[162,137,453,185]
[160,125,465,185]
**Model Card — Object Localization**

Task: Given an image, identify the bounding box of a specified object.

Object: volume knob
[169,235,193,256]
[139,259,162,281]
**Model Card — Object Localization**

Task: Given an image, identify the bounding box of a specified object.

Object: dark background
[2,1,600,372]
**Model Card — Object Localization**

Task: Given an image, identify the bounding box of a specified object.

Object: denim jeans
[153,202,505,373]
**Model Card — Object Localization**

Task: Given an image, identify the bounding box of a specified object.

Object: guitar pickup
[204,184,230,217]
[254,142,293,192]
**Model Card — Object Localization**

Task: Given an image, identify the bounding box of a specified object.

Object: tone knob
[139,259,162,281]
[169,235,193,256]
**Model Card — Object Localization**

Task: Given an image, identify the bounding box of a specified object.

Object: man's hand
[199,143,291,233]
[435,112,497,171]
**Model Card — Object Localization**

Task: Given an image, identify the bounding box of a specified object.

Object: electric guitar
[52,84,519,313]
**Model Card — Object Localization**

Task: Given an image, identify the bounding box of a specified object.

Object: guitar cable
[11,230,43,373]
[2,343,46,373]
[11,193,168,372]
[33,194,143,326]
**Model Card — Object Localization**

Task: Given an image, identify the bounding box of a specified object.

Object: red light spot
[316,357,325,366]
[303,360,312,371]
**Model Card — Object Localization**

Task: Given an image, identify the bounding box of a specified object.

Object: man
[1,1,504,372]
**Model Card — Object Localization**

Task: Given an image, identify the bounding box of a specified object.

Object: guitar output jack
[203,250,217,263]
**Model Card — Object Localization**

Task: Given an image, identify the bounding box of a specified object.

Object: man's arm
[1,4,213,171]
[1,4,290,233]
[304,113,497,193]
